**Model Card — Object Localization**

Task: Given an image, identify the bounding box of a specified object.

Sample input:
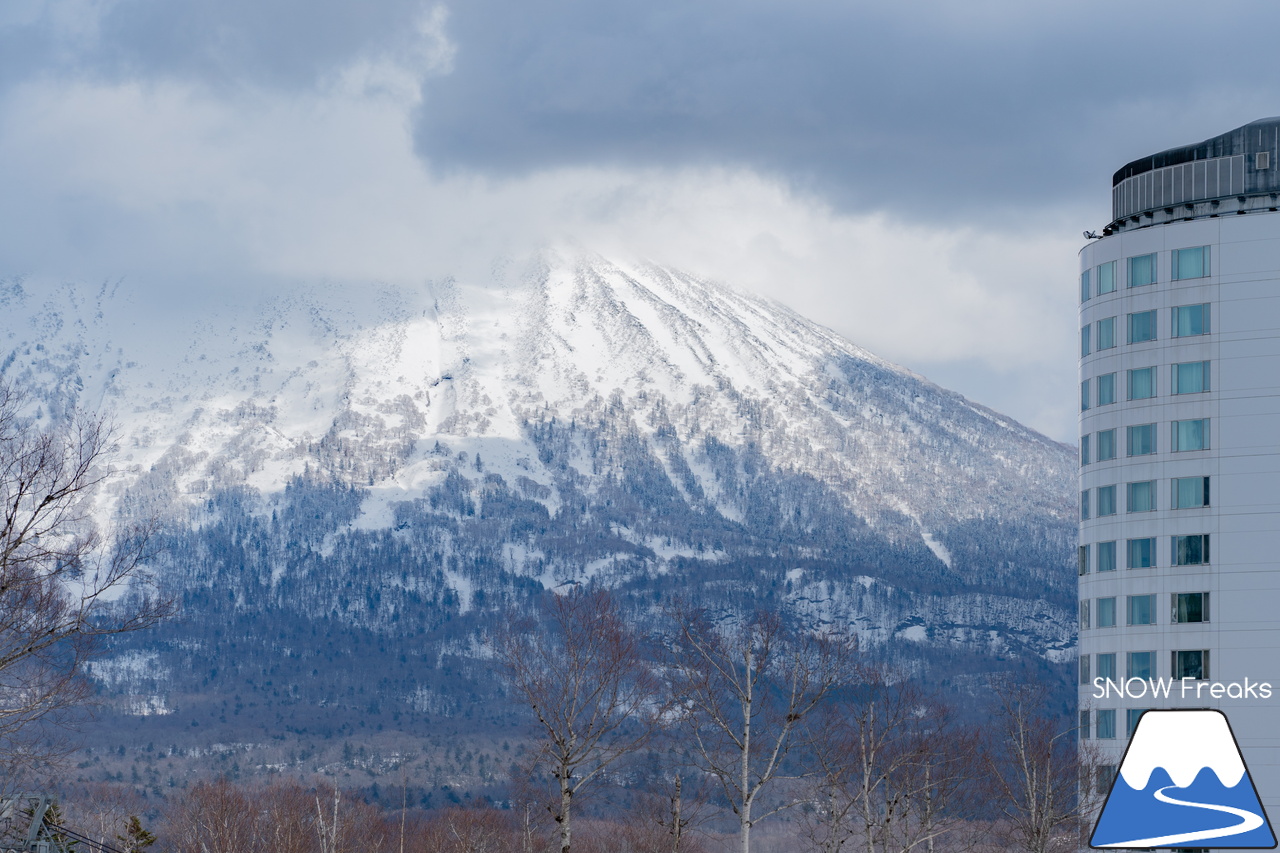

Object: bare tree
[983,678,1100,853]
[496,587,664,853]
[0,379,168,785]
[803,673,980,853]
[666,606,851,853]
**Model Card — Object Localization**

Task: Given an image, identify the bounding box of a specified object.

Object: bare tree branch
[0,378,171,788]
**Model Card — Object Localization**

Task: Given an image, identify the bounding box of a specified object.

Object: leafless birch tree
[0,379,168,785]
[666,606,851,853]
[983,678,1101,853]
[496,587,663,853]
[803,674,979,853]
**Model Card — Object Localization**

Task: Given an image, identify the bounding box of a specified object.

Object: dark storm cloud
[410,0,1280,223]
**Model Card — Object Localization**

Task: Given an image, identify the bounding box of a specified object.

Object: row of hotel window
[1081,476,1210,518]
[1078,534,1209,573]
[1080,422,1210,465]
[1081,361,1210,411]
[1081,705,1187,741]
[1080,591,1208,629]
[1080,649,1209,689]
[1081,302,1209,358]
[1080,246,1210,304]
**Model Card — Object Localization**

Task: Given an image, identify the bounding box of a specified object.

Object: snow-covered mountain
[1,248,1076,759]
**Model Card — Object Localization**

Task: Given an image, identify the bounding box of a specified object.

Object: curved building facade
[1079,118,1280,832]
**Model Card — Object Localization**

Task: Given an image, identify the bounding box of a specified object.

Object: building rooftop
[1106,118,1280,233]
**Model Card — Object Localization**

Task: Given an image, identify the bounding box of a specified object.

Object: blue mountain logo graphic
[1091,709,1276,849]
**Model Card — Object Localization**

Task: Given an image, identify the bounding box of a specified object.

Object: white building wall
[1079,213,1280,840]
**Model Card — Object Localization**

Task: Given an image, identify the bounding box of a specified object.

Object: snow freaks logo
[1092,676,1273,700]
[1091,709,1277,849]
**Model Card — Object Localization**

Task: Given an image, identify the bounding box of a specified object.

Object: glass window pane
[1081,270,1091,302]
[1081,379,1091,411]
[1128,594,1155,625]
[1097,373,1116,405]
[1080,710,1092,739]
[1173,650,1208,680]
[1081,435,1090,466]
[1127,480,1155,512]
[1173,303,1210,337]
[1080,600,1090,629]
[1098,261,1117,294]
[1128,367,1155,400]
[1128,651,1154,679]
[1129,253,1157,287]
[1127,708,1147,736]
[1097,429,1116,461]
[1173,592,1209,623]
[1081,325,1091,357]
[1097,599,1116,628]
[1173,361,1209,394]
[1097,709,1117,739]
[1079,544,1090,576]
[1096,317,1116,350]
[1081,489,1090,520]
[1128,424,1156,456]
[1128,310,1157,343]
[1097,485,1116,516]
[1173,534,1209,566]
[1173,246,1209,280]
[1173,476,1210,509]
[1128,537,1155,568]
[1080,654,1091,684]
[1097,541,1116,572]
[1173,419,1208,452]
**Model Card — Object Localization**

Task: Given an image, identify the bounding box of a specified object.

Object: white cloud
[0,47,1080,441]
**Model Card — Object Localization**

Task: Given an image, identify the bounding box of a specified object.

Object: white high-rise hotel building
[1079,118,1280,817]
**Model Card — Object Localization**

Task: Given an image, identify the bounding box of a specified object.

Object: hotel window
[1173,534,1209,566]
[1096,485,1116,516]
[1173,303,1210,337]
[1128,650,1155,679]
[1127,594,1156,626]
[1081,325,1091,357]
[1098,260,1117,294]
[1128,310,1157,344]
[1172,649,1209,681]
[1081,435,1090,466]
[1081,269,1091,303]
[1128,253,1157,287]
[1173,476,1210,509]
[1172,246,1209,280]
[1097,709,1116,739]
[1127,708,1148,737]
[1080,654,1091,684]
[1081,489,1090,520]
[1173,361,1210,395]
[1080,710,1091,739]
[1097,765,1117,792]
[1097,428,1116,461]
[1128,537,1156,569]
[1172,419,1209,452]
[1081,379,1090,412]
[1097,540,1116,573]
[1127,424,1156,456]
[1127,480,1155,513]
[1097,652,1117,679]
[1172,592,1209,623]
[1127,367,1156,400]
[1097,599,1116,628]
[1078,544,1090,576]
[1097,372,1116,405]
[1096,316,1117,350]
[1080,600,1090,629]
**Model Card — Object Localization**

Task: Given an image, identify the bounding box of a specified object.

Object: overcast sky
[3,0,1279,443]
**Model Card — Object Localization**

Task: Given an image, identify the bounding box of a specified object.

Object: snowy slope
[0,248,1077,662]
